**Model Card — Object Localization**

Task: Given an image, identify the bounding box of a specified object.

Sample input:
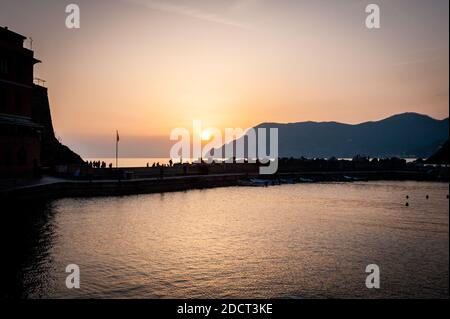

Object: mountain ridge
[255,112,448,129]
[215,112,449,159]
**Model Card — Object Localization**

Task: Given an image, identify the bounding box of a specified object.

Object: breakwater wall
[1,169,448,202]
[1,173,247,201]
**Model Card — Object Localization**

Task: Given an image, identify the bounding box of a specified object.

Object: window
[0,87,6,113]
[18,65,28,83]
[17,146,28,166]
[15,92,22,113]
[0,59,8,75]
[4,147,12,166]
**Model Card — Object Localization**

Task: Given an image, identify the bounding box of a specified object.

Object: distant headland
[215,112,449,159]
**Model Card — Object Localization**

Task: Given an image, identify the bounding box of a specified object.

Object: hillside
[215,113,449,158]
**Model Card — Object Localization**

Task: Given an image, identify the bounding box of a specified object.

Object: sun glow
[201,130,212,141]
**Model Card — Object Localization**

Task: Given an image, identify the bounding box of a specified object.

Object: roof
[0,26,27,46]
[0,26,26,39]
[0,27,40,65]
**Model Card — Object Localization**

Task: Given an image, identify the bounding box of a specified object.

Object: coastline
[2,169,448,202]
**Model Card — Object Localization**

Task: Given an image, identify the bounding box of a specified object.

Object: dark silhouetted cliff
[426,140,449,164]
[32,85,84,166]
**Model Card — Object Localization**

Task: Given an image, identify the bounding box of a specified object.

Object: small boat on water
[343,175,366,181]
[238,178,272,187]
[279,178,295,184]
[238,177,312,187]
[251,178,272,186]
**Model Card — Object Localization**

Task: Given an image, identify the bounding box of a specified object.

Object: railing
[33,77,46,87]
[25,37,33,50]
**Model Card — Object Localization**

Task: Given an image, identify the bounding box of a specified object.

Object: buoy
[405,202,409,207]
[406,195,409,199]
[426,195,429,200]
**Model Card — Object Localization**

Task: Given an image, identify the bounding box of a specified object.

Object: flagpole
[116,130,119,168]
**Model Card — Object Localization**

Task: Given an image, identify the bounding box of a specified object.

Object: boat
[343,175,365,181]
[238,178,271,187]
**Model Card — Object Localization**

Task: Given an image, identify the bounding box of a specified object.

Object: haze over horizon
[73,112,449,158]
[1,0,448,157]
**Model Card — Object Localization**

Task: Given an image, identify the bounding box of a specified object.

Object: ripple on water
[7,181,449,299]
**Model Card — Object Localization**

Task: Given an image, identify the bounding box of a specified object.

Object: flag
[116,130,120,142]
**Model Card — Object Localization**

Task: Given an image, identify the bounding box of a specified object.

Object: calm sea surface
[3,181,448,298]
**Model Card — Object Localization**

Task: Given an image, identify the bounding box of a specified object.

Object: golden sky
[1,0,448,156]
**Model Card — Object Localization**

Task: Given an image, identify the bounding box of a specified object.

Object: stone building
[0,27,42,177]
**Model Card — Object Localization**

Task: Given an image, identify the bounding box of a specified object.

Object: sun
[201,130,212,141]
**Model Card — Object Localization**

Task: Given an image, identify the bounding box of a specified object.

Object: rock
[32,85,84,166]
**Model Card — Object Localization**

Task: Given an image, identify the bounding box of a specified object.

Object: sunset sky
[1,0,448,157]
